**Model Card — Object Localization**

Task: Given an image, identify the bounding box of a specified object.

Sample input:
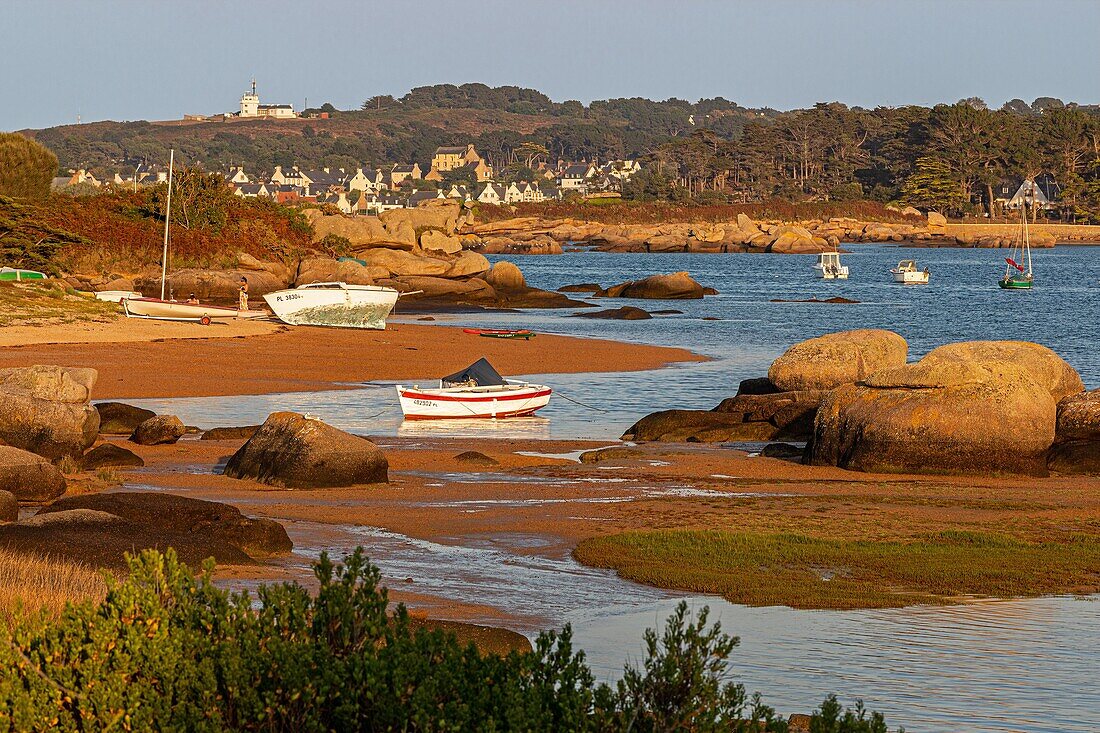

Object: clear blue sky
[3,0,1098,130]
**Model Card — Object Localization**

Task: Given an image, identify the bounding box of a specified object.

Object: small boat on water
[813,251,849,280]
[891,259,930,284]
[462,328,535,340]
[396,358,552,419]
[1000,199,1035,290]
[0,267,46,282]
[263,282,400,329]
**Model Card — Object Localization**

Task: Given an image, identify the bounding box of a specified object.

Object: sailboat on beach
[999,197,1035,290]
[123,150,261,324]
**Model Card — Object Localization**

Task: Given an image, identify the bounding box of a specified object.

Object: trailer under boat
[396,358,552,419]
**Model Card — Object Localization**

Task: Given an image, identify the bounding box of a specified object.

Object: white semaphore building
[236,79,296,119]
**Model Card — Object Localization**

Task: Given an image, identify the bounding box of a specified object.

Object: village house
[427,144,493,182]
[345,167,386,193]
[408,189,445,207]
[224,166,251,185]
[357,192,406,215]
[995,174,1060,211]
[233,182,271,198]
[476,182,507,205]
[317,191,353,214]
[557,162,597,192]
[390,163,422,188]
[445,184,472,201]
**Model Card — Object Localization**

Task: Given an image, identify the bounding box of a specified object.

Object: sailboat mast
[1023,196,1032,275]
[160,149,175,300]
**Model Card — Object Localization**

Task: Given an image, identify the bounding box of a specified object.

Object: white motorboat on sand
[397,358,552,419]
[264,282,400,329]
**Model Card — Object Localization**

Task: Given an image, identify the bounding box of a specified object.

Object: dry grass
[0,549,107,619]
[0,281,119,327]
[574,530,1100,610]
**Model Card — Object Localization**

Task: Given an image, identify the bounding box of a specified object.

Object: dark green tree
[0,132,59,200]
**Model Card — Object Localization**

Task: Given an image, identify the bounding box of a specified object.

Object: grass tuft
[0,549,107,619]
[574,530,1100,609]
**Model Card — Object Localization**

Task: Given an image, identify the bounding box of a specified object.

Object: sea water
[128,245,1100,731]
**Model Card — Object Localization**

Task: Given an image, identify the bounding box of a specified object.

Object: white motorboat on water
[263,282,400,329]
[813,251,849,280]
[891,259,930,284]
[397,358,552,419]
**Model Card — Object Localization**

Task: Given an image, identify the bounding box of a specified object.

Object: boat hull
[999,278,1033,290]
[95,290,143,303]
[0,268,46,282]
[264,286,398,329]
[123,297,241,322]
[396,384,552,419]
[891,271,929,284]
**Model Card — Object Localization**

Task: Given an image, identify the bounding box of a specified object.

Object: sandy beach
[0,319,703,399]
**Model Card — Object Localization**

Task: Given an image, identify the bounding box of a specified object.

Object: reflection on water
[569,595,1100,733]
[397,416,552,440]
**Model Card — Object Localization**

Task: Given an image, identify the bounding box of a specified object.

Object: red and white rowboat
[396,383,552,419]
[396,357,551,419]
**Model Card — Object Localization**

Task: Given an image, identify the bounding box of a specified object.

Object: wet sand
[0,322,703,399]
[114,435,1100,630]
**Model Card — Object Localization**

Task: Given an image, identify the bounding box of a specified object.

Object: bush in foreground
[0,549,892,732]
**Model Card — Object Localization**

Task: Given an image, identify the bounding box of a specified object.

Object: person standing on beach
[238,277,249,311]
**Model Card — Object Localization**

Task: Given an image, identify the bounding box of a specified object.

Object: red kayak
[463,328,535,340]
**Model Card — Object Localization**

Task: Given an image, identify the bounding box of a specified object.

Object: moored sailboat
[999,198,1034,290]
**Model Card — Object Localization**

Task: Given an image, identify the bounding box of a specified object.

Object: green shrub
[0,549,894,732]
[0,133,57,200]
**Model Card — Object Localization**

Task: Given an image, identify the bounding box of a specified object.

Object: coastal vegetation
[574,530,1100,609]
[28,85,1100,219]
[0,133,57,200]
[1,177,311,273]
[0,548,891,732]
[0,550,105,619]
[0,281,118,326]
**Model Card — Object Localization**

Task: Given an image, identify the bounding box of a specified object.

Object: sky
[2,0,1099,131]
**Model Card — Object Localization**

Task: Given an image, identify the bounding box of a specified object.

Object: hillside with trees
[22,84,1100,220]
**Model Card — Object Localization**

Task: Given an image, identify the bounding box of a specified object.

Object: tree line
[26,85,1100,220]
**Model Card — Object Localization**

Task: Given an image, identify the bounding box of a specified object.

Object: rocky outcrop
[136,268,285,301]
[768,329,908,392]
[599,272,707,300]
[444,251,490,278]
[484,261,526,290]
[130,415,186,446]
[82,443,145,469]
[1047,389,1100,475]
[453,451,499,467]
[0,494,288,569]
[624,385,827,444]
[295,257,389,286]
[38,492,292,559]
[920,341,1083,402]
[574,306,652,320]
[224,412,388,488]
[0,446,66,503]
[95,402,155,435]
[0,490,16,523]
[808,357,1056,476]
[359,248,451,277]
[200,425,261,441]
[0,366,99,460]
[558,283,603,293]
[419,230,463,254]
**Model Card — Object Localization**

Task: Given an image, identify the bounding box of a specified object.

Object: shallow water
[130,246,1100,731]
[133,244,1100,442]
